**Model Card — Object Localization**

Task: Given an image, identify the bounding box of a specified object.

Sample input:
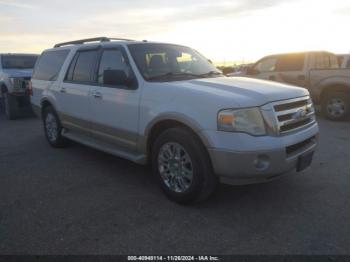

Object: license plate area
[297,151,314,172]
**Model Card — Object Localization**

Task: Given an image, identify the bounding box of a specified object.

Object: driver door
[249,56,278,81]
[89,47,141,153]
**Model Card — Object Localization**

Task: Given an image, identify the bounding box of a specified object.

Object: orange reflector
[219,114,234,125]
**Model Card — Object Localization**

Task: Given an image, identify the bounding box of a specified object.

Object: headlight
[218,107,266,135]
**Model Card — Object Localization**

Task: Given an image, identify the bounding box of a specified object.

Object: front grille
[272,96,316,135]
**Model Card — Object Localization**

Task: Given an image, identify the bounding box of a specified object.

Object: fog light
[254,155,270,170]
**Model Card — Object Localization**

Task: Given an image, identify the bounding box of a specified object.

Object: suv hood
[2,68,33,78]
[179,76,309,107]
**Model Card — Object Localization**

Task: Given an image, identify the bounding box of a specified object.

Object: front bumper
[203,122,319,185]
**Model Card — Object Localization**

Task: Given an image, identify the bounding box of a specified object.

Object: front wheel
[152,127,218,204]
[43,106,69,148]
[321,92,350,121]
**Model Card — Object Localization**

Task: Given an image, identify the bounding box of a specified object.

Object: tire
[151,127,218,204]
[42,106,69,148]
[321,92,350,121]
[3,92,18,120]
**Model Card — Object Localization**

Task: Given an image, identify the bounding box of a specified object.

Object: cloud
[0,0,34,9]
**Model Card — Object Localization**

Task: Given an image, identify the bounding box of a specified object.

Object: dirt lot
[0,108,349,255]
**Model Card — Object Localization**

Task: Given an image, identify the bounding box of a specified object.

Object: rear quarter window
[32,49,70,81]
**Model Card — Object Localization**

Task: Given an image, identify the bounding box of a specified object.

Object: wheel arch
[320,83,350,101]
[144,116,212,165]
[40,98,55,118]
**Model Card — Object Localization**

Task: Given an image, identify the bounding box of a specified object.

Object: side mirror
[103,69,132,87]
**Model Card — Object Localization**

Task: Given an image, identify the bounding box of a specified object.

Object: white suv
[31,37,319,203]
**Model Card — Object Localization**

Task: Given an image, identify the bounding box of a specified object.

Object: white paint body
[31,41,319,184]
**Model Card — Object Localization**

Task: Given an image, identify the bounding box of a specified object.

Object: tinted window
[98,50,130,84]
[32,50,69,81]
[71,50,99,82]
[315,53,339,69]
[254,57,277,72]
[2,55,38,69]
[275,54,305,71]
[330,55,339,69]
[338,56,344,67]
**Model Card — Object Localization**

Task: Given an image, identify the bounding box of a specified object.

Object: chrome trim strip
[275,103,313,116]
[271,96,310,106]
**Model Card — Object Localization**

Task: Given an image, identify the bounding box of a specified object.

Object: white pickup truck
[0,54,38,119]
[31,37,319,203]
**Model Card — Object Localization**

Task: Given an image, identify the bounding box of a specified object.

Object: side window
[66,50,99,83]
[315,53,339,69]
[275,54,305,71]
[32,50,69,81]
[254,57,277,73]
[97,49,130,85]
[338,56,344,67]
[329,55,339,69]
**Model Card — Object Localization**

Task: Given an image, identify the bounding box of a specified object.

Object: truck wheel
[3,92,18,120]
[152,127,218,204]
[321,92,350,121]
[43,106,69,148]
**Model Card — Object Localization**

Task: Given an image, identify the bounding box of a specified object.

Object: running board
[62,131,147,164]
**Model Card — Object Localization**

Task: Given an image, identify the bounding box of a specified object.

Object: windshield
[127,43,222,81]
[1,55,38,69]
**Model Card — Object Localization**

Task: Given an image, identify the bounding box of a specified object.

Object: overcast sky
[0,0,349,64]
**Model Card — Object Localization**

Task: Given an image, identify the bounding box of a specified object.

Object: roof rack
[54,37,135,48]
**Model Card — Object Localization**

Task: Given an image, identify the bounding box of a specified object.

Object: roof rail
[54,37,134,48]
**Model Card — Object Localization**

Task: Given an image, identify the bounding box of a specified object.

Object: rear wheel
[321,92,350,121]
[43,106,69,148]
[152,127,218,204]
[3,92,18,120]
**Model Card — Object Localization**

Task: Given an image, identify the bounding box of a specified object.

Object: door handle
[60,87,66,93]
[92,91,102,99]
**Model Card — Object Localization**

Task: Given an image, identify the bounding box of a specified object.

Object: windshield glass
[127,43,222,81]
[1,55,38,69]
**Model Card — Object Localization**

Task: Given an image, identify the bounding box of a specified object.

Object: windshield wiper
[147,72,200,81]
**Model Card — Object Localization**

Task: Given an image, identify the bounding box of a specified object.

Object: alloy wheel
[158,142,194,193]
[45,113,59,142]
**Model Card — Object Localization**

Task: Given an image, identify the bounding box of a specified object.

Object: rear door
[57,47,100,135]
[31,49,70,108]
[89,46,141,152]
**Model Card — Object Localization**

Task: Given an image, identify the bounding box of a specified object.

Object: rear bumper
[203,123,319,185]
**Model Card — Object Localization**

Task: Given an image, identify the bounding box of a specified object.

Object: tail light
[27,81,33,96]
